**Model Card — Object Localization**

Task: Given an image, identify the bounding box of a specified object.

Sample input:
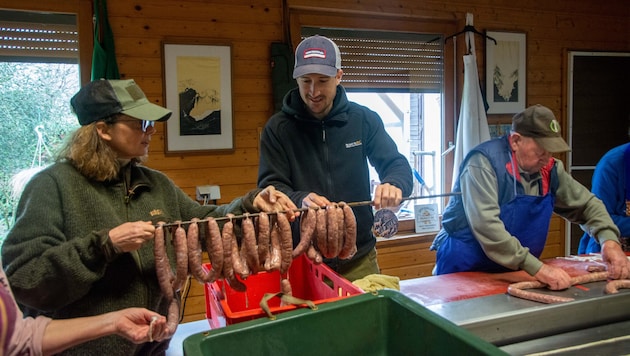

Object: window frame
[0,0,93,85]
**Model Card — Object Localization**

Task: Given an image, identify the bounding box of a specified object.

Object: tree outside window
[0,62,80,241]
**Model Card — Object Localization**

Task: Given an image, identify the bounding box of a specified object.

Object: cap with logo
[512,104,570,152]
[70,79,172,126]
[292,35,342,79]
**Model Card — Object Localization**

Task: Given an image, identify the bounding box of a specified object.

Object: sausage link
[231,228,250,280]
[293,208,316,258]
[257,212,271,270]
[240,214,259,274]
[306,244,323,264]
[605,279,630,294]
[153,223,174,299]
[203,218,223,283]
[221,217,246,292]
[276,212,293,274]
[570,271,608,285]
[508,271,609,304]
[279,278,293,307]
[171,224,189,291]
[507,284,575,304]
[280,278,293,295]
[267,220,282,271]
[187,219,207,283]
[338,203,357,260]
[325,205,340,258]
[164,298,180,337]
[334,205,344,257]
[315,207,328,258]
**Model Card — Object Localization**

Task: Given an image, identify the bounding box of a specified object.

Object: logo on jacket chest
[345,140,362,148]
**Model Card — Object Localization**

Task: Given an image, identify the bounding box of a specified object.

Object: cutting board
[399,257,603,306]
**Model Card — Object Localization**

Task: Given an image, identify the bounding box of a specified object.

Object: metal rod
[157,192,461,228]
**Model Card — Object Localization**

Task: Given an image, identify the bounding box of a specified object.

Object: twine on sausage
[155,192,461,228]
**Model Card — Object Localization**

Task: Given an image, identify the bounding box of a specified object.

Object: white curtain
[452,13,491,187]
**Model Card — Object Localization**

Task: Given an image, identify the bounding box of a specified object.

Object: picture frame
[485,31,526,114]
[162,39,234,154]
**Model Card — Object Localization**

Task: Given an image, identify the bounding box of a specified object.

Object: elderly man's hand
[534,263,573,290]
[601,240,630,279]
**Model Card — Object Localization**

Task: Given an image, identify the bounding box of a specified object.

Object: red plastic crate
[204,254,364,328]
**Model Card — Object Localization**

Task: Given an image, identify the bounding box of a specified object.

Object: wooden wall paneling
[2,0,628,324]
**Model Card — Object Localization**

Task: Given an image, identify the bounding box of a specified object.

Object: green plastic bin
[183,289,507,355]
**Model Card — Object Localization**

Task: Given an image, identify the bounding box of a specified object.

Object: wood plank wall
[1,0,628,324]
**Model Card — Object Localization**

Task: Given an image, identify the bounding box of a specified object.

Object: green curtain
[91,0,120,80]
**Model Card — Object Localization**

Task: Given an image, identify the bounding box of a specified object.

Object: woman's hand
[109,308,168,343]
[108,221,156,253]
[254,185,299,221]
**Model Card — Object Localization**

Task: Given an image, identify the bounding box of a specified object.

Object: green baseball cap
[70,79,172,125]
[512,104,571,153]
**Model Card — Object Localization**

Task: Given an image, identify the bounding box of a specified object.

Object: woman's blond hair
[56,120,144,181]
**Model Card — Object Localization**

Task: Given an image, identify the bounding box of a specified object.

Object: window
[299,26,449,221]
[0,10,81,239]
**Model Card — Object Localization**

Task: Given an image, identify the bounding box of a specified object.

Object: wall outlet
[196,185,221,201]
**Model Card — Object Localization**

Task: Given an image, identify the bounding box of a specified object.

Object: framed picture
[485,31,526,114]
[162,39,234,154]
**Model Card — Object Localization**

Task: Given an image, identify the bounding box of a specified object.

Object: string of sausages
[152,202,357,336]
[154,192,462,229]
[507,265,630,303]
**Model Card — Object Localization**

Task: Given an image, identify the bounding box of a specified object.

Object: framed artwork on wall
[162,39,234,154]
[485,31,527,114]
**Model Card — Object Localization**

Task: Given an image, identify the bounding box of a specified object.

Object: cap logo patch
[303,48,326,59]
[549,119,560,133]
[125,83,146,101]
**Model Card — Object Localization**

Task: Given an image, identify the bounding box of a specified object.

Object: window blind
[0,10,78,63]
[302,27,443,93]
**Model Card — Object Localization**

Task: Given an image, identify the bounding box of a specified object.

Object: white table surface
[165,320,211,356]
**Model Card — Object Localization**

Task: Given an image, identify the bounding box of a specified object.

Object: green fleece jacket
[1,161,259,355]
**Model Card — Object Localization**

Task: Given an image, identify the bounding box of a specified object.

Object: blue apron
[435,160,554,274]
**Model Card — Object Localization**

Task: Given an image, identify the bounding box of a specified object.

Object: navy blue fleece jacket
[257,85,413,269]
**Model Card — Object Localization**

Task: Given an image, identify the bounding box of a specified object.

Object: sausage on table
[507,281,574,304]
[507,271,609,304]
[605,279,630,294]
